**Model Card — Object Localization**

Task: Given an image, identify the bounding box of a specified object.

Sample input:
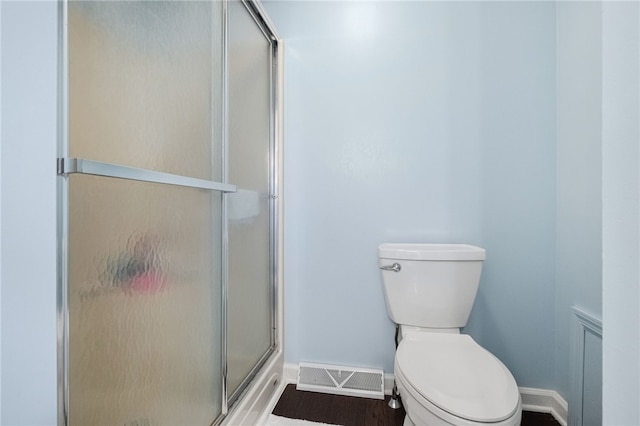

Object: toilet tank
[378,243,486,329]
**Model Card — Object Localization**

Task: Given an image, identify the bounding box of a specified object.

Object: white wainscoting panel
[570,307,603,426]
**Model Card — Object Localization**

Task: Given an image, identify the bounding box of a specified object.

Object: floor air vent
[297,362,384,399]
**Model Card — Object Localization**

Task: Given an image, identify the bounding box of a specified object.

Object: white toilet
[378,243,522,426]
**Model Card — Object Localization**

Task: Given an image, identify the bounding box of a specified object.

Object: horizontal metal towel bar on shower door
[57,157,238,193]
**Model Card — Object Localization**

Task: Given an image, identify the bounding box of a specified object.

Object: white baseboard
[283,362,298,384]
[519,387,568,426]
[384,372,395,395]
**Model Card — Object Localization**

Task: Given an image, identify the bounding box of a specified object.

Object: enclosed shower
[56,1,281,424]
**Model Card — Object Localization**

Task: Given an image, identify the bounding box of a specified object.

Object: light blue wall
[601,1,640,424]
[0,3,3,420]
[0,0,637,423]
[555,1,603,404]
[1,1,58,424]
[264,1,557,389]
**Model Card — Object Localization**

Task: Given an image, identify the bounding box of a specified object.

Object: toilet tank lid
[378,243,486,261]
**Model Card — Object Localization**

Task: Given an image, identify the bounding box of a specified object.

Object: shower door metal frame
[223,0,281,410]
[56,0,281,424]
[56,3,70,424]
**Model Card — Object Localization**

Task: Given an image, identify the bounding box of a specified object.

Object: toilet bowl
[394,332,521,426]
[378,243,522,426]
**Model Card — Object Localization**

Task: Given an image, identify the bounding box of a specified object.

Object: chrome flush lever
[379,263,401,273]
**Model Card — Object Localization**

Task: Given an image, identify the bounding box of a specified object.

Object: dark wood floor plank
[295,390,334,424]
[272,384,561,426]
[335,395,367,426]
[521,410,561,426]
[271,384,303,418]
[364,396,393,426]
[273,385,404,426]
[383,396,407,426]
[325,395,351,426]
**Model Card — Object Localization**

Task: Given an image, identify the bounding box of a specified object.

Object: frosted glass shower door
[67,178,222,426]
[227,0,275,399]
[63,1,226,425]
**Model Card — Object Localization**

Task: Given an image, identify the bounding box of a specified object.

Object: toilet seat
[395,333,520,423]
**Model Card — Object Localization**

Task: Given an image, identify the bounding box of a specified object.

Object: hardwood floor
[272,385,405,426]
[520,411,563,426]
[272,384,561,426]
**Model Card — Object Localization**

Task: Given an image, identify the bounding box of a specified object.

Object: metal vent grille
[298,365,335,388]
[297,362,384,399]
[343,371,383,392]
[327,369,350,385]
